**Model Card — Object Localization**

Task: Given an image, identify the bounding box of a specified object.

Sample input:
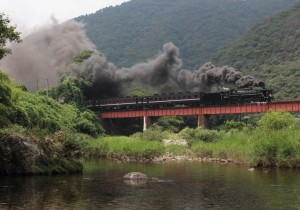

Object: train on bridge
[86,88,274,111]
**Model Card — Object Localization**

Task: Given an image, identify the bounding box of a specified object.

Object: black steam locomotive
[86,88,273,111]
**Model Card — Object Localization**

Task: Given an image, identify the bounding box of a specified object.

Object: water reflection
[0,159,299,209]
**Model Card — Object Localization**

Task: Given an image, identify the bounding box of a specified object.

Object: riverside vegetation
[86,111,300,168]
[1,66,300,172]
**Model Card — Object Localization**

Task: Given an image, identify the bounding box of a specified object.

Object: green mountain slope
[213,2,300,99]
[76,0,296,69]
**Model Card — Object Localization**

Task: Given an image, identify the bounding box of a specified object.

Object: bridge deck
[100,101,300,118]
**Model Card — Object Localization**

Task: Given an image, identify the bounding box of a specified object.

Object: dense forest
[76,0,297,69]
[213,2,300,99]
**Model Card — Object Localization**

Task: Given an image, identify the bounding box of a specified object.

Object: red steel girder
[100,101,300,119]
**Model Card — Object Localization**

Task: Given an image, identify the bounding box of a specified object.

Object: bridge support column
[143,116,150,131]
[198,115,209,128]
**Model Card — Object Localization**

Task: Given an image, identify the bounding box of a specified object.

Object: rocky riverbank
[0,131,83,175]
[107,153,239,165]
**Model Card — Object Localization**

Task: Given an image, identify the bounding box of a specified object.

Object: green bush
[223,120,246,131]
[258,110,297,130]
[252,127,300,167]
[73,110,104,137]
[49,131,92,158]
[142,124,168,141]
[155,116,185,133]
[180,127,220,145]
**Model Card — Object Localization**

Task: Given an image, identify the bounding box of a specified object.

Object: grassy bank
[86,111,300,168]
[86,136,165,159]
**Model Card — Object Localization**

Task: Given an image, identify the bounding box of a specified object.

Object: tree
[0,70,12,127]
[0,13,21,60]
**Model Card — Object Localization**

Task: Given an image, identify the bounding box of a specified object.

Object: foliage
[0,13,21,60]
[86,136,165,158]
[56,76,91,108]
[141,124,168,141]
[0,72,104,136]
[84,111,300,168]
[252,127,300,167]
[258,110,297,130]
[155,116,185,133]
[180,127,220,145]
[214,3,300,99]
[47,131,92,158]
[73,110,104,137]
[223,120,247,131]
[165,144,193,156]
[72,50,95,63]
[0,125,86,174]
[75,0,295,69]
[0,71,12,128]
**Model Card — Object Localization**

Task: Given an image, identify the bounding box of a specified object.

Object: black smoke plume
[68,42,182,98]
[0,20,264,99]
[177,62,264,92]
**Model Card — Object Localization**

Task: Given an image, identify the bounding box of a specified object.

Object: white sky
[0,0,130,35]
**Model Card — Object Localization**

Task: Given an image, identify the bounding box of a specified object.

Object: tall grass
[251,127,300,167]
[86,117,300,168]
[86,136,165,159]
[190,126,300,167]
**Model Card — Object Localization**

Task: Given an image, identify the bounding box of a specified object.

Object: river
[0,159,299,210]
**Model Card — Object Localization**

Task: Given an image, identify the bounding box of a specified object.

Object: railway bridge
[95,100,300,131]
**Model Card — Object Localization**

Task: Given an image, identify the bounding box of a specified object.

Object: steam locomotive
[86,88,273,111]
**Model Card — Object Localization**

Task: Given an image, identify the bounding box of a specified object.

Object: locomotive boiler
[86,88,273,111]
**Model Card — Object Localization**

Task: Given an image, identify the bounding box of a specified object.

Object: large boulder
[0,134,46,174]
[0,133,83,175]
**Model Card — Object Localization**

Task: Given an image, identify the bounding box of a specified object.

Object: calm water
[0,159,300,210]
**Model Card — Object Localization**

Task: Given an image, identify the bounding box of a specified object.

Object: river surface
[0,159,300,210]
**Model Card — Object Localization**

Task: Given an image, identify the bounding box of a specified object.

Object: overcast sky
[0,0,130,35]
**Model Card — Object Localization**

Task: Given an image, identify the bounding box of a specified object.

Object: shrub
[180,127,220,145]
[155,116,185,133]
[223,120,246,131]
[258,110,297,130]
[50,131,92,158]
[142,124,168,141]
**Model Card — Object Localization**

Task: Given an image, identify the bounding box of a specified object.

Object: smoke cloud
[0,20,264,98]
[0,20,94,91]
[68,42,182,98]
[177,62,264,92]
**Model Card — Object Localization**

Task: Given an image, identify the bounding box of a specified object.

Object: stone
[123,172,148,180]
[0,134,46,175]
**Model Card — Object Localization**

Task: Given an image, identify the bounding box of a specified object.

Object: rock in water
[123,172,148,186]
[123,172,148,180]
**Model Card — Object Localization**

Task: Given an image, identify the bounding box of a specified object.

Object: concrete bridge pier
[198,115,209,128]
[143,116,151,131]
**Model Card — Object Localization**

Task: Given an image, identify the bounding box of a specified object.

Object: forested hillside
[76,0,296,69]
[213,2,300,99]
